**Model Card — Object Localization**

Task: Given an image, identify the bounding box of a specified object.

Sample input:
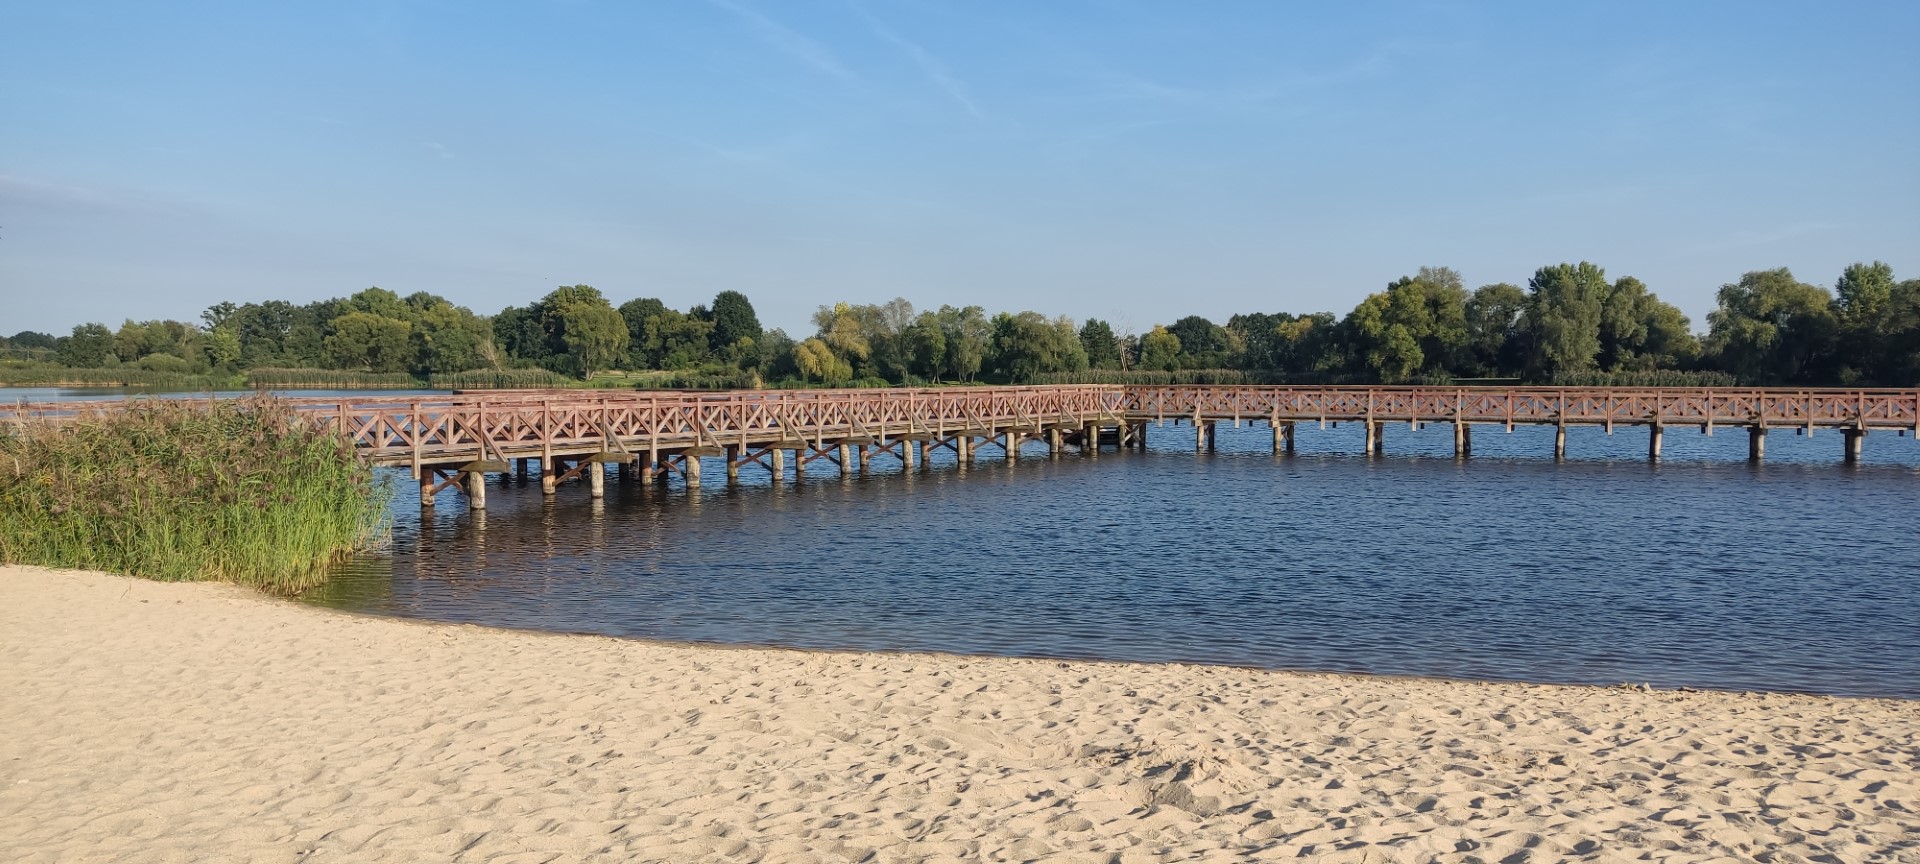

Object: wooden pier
[8,385,1917,509]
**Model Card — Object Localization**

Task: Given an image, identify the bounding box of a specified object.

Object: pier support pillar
[1454,421,1472,458]
[859,445,872,472]
[466,470,487,510]
[1554,424,1567,460]
[1135,422,1149,450]
[1048,428,1063,457]
[771,447,786,478]
[516,458,530,481]
[1282,422,1296,455]
[726,445,741,483]
[420,475,437,510]
[837,442,852,472]
[684,453,702,488]
[918,440,933,466]
[958,436,973,464]
[589,462,605,499]
[1748,427,1766,462]
[1648,424,1663,461]
[1271,422,1283,454]
[1194,421,1207,452]
[541,458,557,496]
[1365,421,1385,457]
[1006,432,1019,462]
[794,450,806,479]
[1083,423,1099,457]
[1844,428,1865,464]
[901,440,916,469]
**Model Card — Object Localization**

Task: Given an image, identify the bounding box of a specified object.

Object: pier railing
[7,384,1917,471]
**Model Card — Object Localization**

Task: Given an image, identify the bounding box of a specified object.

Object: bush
[0,396,389,592]
[137,353,195,374]
[247,367,419,388]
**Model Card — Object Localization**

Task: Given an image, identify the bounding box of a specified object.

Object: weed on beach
[0,395,388,592]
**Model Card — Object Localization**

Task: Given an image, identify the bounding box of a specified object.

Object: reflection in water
[311,422,1920,698]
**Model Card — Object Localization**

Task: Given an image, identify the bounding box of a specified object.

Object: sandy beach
[2,566,1915,863]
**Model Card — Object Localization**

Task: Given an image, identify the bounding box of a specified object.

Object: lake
[305,420,1920,699]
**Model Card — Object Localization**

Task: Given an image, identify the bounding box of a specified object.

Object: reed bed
[0,365,237,389]
[245,367,420,388]
[0,396,388,593]
[428,368,577,389]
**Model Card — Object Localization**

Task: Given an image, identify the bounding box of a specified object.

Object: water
[303,421,1920,699]
[0,386,448,403]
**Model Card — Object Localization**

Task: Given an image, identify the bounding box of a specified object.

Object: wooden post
[1205,421,1217,452]
[541,458,557,495]
[1282,421,1296,455]
[516,457,529,480]
[794,449,806,479]
[902,440,916,469]
[1271,421,1283,454]
[1454,420,1471,458]
[1554,424,1567,460]
[1048,427,1063,457]
[1194,421,1207,452]
[1364,421,1379,456]
[1083,422,1098,457]
[726,445,741,482]
[858,444,872,471]
[1748,426,1766,462]
[420,473,437,510]
[1006,432,1019,462]
[1135,422,1149,450]
[466,470,487,510]
[918,440,932,466]
[589,462,605,498]
[1648,423,1663,460]
[1844,428,1865,464]
[685,453,702,488]
[771,447,786,478]
[837,442,852,472]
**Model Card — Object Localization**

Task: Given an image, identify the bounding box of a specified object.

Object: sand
[1,567,1915,863]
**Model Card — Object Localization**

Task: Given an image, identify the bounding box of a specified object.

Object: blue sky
[2,1,1916,336]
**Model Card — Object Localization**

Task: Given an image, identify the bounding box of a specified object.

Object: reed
[245,367,420,388]
[0,395,389,593]
[428,368,576,389]
[0,365,238,389]
[1549,369,1741,388]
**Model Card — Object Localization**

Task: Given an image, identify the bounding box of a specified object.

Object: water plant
[0,395,389,592]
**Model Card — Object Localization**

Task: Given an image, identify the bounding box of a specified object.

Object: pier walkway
[9,385,1917,509]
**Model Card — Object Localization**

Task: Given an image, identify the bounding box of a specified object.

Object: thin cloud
[856,8,984,120]
[705,0,854,80]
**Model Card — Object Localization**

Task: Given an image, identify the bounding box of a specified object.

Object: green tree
[793,337,851,384]
[409,298,494,374]
[988,312,1087,382]
[58,323,116,367]
[324,311,412,372]
[1138,325,1182,372]
[640,309,715,370]
[1526,262,1611,376]
[1465,283,1528,378]
[1167,315,1230,368]
[1600,277,1698,371]
[935,305,990,382]
[903,311,948,380]
[1342,267,1469,382]
[709,291,762,357]
[1079,319,1122,369]
[617,298,668,368]
[493,304,549,366]
[1834,261,1897,382]
[538,285,628,379]
[1705,268,1837,384]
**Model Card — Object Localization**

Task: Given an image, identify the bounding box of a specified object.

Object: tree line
[4,260,1915,387]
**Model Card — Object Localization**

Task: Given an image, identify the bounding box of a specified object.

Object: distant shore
[3,566,1914,863]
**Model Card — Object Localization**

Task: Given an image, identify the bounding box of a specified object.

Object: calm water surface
[307,421,1920,698]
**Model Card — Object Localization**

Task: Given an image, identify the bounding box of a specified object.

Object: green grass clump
[0,396,389,593]
[428,368,577,389]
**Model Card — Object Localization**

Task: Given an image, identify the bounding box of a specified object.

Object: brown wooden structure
[7,385,1916,509]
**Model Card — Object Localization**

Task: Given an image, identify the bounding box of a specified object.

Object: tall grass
[246,367,419,388]
[0,396,389,593]
[429,368,576,389]
[1549,369,1741,388]
[0,364,238,389]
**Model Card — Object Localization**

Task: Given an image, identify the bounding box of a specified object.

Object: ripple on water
[308,422,1920,699]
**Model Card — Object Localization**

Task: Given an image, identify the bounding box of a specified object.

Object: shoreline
[304,593,1920,706]
[5,565,1917,862]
